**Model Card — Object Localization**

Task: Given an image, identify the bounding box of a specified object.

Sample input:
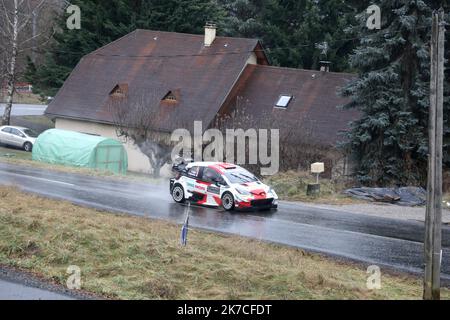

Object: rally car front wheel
[221,192,235,211]
[172,184,185,203]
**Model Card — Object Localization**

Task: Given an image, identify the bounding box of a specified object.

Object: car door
[185,166,200,194]
[0,127,12,145]
[202,168,222,196]
[9,128,25,147]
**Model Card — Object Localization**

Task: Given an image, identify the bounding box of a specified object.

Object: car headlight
[236,187,251,196]
[268,188,278,198]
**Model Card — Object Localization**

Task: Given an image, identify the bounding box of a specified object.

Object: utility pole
[423,8,445,301]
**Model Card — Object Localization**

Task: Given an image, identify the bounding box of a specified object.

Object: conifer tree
[341,0,449,185]
[26,0,227,97]
[221,0,356,70]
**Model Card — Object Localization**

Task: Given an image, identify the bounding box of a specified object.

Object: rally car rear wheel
[172,184,185,203]
[221,192,235,211]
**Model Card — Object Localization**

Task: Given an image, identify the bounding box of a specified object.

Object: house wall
[55,118,173,175]
[246,53,257,65]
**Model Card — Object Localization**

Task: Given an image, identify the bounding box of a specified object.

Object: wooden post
[424,9,445,300]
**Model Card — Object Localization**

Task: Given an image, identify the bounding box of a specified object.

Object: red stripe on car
[236,201,251,208]
[197,194,207,205]
[208,165,224,174]
[213,196,222,206]
[217,163,236,169]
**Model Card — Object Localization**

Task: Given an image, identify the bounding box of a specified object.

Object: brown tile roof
[46,29,358,146]
[46,29,265,132]
[218,64,360,146]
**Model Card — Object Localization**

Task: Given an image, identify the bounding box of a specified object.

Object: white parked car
[0,126,38,152]
[170,160,278,211]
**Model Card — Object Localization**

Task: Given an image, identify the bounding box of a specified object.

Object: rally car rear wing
[172,157,193,173]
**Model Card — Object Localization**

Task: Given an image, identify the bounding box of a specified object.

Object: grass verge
[264,171,359,205]
[0,146,159,183]
[0,186,448,300]
[0,146,31,160]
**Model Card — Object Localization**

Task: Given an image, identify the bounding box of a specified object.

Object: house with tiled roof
[45,25,358,174]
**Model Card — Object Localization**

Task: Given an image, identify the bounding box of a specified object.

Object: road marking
[0,171,75,187]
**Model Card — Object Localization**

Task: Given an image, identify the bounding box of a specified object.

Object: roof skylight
[275,95,292,109]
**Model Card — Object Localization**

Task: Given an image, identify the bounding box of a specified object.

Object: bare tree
[0,0,54,125]
[108,89,174,178]
[214,96,344,177]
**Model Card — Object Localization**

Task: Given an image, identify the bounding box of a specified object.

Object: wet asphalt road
[0,162,449,282]
[0,279,73,300]
[0,104,46,116]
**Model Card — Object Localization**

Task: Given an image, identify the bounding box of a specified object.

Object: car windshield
[224,168,258,184]
[23,129,38,138]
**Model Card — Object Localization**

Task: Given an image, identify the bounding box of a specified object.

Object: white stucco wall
[246,52,257,65]
[55,118,172,175]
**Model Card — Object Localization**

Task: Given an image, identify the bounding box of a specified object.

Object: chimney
[204,22,217,47]
[319,61,331,72]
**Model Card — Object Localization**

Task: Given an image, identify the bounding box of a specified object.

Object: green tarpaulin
[32,129,128,174]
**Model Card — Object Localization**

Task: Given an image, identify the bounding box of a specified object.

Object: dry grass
[0,156,118,176]
[0,186,447,300]
[264,171,360,205]
[0,146,32,161]
[0,152,160,183]
[0,93,45,104]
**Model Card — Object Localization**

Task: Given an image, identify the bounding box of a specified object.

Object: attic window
[110,84,128,98]
[275,95,292,109]
[162,91,177,102]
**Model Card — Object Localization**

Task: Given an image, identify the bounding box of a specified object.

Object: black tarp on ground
[344,187,427,207]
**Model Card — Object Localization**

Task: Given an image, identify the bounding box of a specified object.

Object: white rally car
[170,160,278,211]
